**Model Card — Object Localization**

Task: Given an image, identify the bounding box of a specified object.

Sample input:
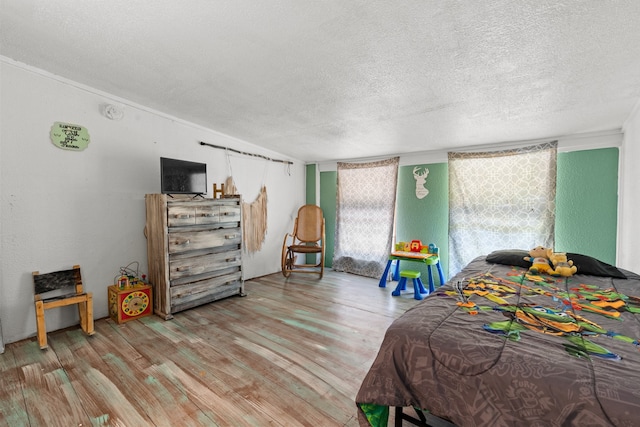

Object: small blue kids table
[378,251,445,293]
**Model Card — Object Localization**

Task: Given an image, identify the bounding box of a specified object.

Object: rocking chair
[282,205,325,278]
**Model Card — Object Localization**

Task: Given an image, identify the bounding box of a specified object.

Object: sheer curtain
[332,157,399,278]
[448,141,558,276]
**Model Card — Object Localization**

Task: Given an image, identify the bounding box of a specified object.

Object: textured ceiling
[2,0,640,162]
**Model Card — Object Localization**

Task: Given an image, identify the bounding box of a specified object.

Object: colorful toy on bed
[549,251,577,277]
[523,246,554,275]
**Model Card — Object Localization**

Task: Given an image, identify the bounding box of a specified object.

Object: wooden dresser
[144,194,244,319]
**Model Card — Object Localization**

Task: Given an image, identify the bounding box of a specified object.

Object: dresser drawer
[167,204,197,227]
[170,272,243,313]
[194,204,241,225]
[194,204,220,225]
[218,204,241,223]
[169,249,242,281]
[168,203,240,226]
[168,228,241,254]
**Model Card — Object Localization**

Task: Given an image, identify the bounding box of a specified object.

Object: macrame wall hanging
[224,153,269,254]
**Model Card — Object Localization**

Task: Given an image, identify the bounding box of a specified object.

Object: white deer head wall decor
[413,166,430,199]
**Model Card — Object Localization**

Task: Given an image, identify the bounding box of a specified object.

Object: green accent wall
[395,163,450,279]
[320,171,337,268]
[555,148,618,264]
[306,164,316,205]
[305,164,319,264]
[315,147,619,277]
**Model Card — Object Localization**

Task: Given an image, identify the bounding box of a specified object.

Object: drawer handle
[201,213,216,217]
[175,239,190,246]
[223,212,232,216]
[175,214,191,219]
[176,266,191,272]
[225,234,237,239]
[226,257,237,262]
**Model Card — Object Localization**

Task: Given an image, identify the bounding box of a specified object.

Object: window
[448,142,557,276]
[332,157,399,278]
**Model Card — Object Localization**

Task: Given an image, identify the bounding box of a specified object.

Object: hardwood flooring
[0,270,420,427]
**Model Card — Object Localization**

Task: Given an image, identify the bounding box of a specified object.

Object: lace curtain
[332,157,399,278]
[448,141,558,276]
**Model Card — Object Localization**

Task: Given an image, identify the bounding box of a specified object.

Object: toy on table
[395,242,411,252]
[410,240,422,252]
[395,241,439,255]
[523,246,554,275]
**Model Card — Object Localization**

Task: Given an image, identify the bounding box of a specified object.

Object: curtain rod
[199,141,294,165]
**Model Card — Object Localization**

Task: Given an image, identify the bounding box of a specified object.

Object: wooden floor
[0,270,421,427]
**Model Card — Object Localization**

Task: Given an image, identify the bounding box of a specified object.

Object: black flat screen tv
[160,157,207,195]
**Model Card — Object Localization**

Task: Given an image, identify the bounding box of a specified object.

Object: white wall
[619,101,640,273]
[0,60,305,344]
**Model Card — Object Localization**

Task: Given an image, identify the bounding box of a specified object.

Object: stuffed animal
[549,252,577,277]
[523,246,554,275]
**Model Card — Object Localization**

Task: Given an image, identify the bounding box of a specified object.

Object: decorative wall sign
[413,166,430,199]
[50,122,90,151]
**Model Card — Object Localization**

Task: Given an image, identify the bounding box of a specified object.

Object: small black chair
[33,265,95,349]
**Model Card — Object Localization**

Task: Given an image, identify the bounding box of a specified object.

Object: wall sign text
[50,122,90,151]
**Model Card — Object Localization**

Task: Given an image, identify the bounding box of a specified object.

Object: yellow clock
[122,291,149,316]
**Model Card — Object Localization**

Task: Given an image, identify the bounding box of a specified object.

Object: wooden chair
[281,205,325,278]
[33,265,95,349]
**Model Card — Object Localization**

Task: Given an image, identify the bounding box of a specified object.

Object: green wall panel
[395,163,450,279]
[555,148,618,264]
[304,164,317,264]
[320,171,337,268]
[305,164,316,205]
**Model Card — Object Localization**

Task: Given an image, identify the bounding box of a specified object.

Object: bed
[356,251,640,427]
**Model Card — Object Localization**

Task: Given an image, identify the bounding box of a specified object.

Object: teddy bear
[523,246,554,275]
[549,252,577,277]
